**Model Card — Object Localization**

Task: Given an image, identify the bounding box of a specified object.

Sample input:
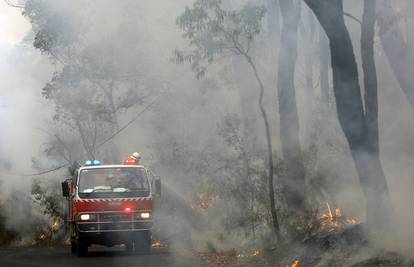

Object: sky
[0,1,29,46]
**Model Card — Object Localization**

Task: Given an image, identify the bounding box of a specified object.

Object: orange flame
[191,193,220,211]
[319,202,357,231]
[151,241,168,248]
[287,259,300,267]
[335,207,341,217]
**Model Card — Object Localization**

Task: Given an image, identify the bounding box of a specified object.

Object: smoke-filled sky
[0,2,52,182]
[0,2,29,45]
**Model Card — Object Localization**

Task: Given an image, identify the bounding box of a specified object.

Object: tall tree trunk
[361,0,394,229]
[303,10,316,95]
[319,29,330,106]
[232,56,261,153]
[244,53,281,241]
[362,0,379,155]
[266,0,280,38]
[278,0,305,216]
[301,9,317,144]
[377,0,414,110]
[304,0,393,231]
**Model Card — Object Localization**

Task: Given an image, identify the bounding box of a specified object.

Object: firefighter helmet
[132,152,140,160]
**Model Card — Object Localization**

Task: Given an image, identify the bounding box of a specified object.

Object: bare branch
[344,12,362,25]
[3,0,24,9]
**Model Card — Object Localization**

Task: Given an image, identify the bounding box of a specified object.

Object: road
[0,246,201,267]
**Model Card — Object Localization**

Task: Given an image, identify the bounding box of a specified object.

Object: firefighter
[107,173,127,190]
[129,152,141,165]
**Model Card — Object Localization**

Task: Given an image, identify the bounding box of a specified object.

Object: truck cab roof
[79,164,146,170]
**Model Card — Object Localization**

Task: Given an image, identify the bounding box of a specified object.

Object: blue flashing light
[84,159,102,166]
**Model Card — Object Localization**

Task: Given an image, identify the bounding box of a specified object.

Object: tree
[361,0,379,159]
[23,0,157,161]
[277,0,306,222]
[318,29,330,106]
[304,0,394,231]
[217,114,270,237]
[175,0,281,240]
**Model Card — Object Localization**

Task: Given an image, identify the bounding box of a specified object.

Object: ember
[191,193,220,211]
[287,259,300,267]
[50,217,63,231]
[151,241,168,249]
[235,249,260,259]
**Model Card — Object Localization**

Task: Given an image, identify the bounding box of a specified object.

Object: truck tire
[77,238,88,257]
[71,241,77,254]
[134,231,151,254]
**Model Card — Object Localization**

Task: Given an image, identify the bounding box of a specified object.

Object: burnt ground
[194,224,414,267]
[0,245,200,267]
[278,224,414,267]
[1,225,413,267]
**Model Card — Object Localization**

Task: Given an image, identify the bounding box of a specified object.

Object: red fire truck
[61,155,161,257]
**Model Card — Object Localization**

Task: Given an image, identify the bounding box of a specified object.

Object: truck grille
[77,212,152,232]
[100,213,132,222]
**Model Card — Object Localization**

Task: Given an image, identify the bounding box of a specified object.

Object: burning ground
[192,200,414,267]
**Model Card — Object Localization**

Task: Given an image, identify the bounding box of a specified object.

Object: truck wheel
[134,231,151,254]
[77,238,88,257]
[71,241,77,254]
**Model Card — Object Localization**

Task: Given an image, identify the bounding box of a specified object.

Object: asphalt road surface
[0,246,201,267]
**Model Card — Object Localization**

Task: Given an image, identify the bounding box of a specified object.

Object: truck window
[78,167,150,198]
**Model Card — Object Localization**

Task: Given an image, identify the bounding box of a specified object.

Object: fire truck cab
[61,157,161,257]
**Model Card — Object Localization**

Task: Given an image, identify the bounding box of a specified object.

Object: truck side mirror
[62,181,69,197]
[155,177,161,196]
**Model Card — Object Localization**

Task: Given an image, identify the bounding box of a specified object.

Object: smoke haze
[0,0,413,263]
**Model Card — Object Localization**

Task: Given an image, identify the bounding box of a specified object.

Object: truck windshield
[78,167,150,198]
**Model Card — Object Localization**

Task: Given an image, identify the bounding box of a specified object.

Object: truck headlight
[79,214,95,221]
[139,212,151,219]
[80,214,90,220]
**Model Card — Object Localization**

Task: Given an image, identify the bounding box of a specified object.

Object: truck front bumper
[78,230,151,247]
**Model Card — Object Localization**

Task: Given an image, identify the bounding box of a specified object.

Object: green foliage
[31,180,62,218]
[174,4,277,238]
[24,0,81,54]
[205,113,271,233]
[217,114,242,150]
[174,0,265,78]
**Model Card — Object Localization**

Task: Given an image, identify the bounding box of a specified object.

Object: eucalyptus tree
[277,0,306,224]
[361,0,379,161]
[304,0,394,231]
[174,0,281,239]
[23,0,154,161]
